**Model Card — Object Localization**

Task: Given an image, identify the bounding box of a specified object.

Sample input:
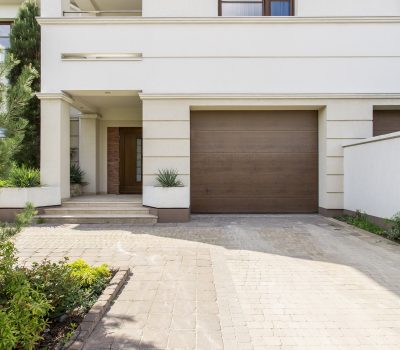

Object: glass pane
[0,24,11,36]
[221,2,263,16]
[271,1,290,16]
[136,138,142,182]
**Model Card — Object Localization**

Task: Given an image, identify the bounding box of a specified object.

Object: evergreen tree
[7,0,40,167]
[0,55,37,178]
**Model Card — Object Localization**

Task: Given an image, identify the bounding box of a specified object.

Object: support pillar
[79,114,100,194]
[39,94,72,200]
[318,100,373,214]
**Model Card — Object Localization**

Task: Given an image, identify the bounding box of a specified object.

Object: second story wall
[297,0,400,17]
[39,0,400,18]
[143,0,217,17]
[0,0,22,19]
[40,18,400,94]
[141,0,400,17]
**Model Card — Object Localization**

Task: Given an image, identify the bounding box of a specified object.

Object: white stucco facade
[344,133,400,220]
[2,0,400,217]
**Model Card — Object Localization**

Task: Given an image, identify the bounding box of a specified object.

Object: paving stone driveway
[15,214,400,350]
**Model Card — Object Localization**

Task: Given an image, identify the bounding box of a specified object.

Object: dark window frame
[218,0,294,16]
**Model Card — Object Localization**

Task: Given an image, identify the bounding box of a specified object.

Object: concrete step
[61,201,143,208]
[36,213,158,225]
[44,207,150,215]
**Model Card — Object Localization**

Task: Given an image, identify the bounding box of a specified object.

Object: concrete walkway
[16,215,400,350]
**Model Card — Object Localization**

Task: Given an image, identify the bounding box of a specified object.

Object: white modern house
[1,0,400,223]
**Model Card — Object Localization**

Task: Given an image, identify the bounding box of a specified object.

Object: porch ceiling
[65,90,142,113]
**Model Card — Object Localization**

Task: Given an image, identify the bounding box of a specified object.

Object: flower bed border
[63,266,130,350]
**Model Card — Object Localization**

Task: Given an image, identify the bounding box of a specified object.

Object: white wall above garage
[41,19,400,94]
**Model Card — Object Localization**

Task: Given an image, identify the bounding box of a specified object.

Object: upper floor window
[0,23,11,62]
[219,0,293,16]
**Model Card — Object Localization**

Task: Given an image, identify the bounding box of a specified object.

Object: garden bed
[335,211,400,243]
[0,205,126,350]
[34,266,129,350]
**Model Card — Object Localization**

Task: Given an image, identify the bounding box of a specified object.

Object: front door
[119,127,142,194]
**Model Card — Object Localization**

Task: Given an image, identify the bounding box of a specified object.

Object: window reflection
[0,23,11,62]
[221,0,263,16]
[270,1,290,16]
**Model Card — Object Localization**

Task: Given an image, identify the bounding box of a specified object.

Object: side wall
[344,133,400,219]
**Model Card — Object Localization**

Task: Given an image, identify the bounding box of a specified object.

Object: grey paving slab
[15,214,400,350]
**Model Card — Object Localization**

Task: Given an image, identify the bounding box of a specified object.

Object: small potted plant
[143,169,189,208]
[70,164,87,197]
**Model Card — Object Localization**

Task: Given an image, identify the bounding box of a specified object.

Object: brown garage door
[374,110,400,136]
[191,110,318,213]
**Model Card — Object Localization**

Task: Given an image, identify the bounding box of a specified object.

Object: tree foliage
[0,55,37,178]
[7,0,41,167]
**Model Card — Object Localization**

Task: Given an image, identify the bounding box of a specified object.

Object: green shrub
[0,241,51,350]
[338,211,385,235]
[70,163,85,185]
[387,212,400,241]
[68,259,111,310]
[7,165,40,187]
[68,258,111,288]
[0,179,9,187]
[23,258,86,319]
[0,207,111,349]
[0,203,37,240]
[156,169,183,187]
[24,258,111,319]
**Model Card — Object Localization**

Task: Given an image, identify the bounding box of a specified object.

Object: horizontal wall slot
[61,53,142,61]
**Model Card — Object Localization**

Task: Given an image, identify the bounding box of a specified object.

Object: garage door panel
[374,110,400,136]
[191,197,318,214]
[191,110,318,213]
[191,111,317,131]
[191,177,318,198]
[191,153,317,174]
[191,131,318,153]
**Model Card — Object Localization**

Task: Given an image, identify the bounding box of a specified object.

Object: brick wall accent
[107,128,120,194]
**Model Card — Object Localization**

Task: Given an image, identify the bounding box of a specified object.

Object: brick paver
[15,214,400,350]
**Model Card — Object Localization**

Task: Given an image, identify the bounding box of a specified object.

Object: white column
[40,94,71,200]
[319,100,373,211]
[142,99,191,208]
[41,0,70,17]
[79,114,100,194]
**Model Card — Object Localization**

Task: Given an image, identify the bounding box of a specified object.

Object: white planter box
[143,186,190,208]
[0,186,61,208]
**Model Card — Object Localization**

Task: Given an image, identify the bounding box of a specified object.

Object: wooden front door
[119,127,142,194]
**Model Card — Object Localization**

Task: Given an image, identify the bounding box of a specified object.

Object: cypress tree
[0,55,37,178]
[7,0,40,167]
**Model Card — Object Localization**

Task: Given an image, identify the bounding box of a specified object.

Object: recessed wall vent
[61,53,143,61]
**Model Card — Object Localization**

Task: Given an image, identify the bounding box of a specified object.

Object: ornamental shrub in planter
[143,169,189,208]
[70,164,87,197]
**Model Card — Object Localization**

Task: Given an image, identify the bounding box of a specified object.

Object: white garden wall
[0,187,61,208]
[344,132,400,219]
